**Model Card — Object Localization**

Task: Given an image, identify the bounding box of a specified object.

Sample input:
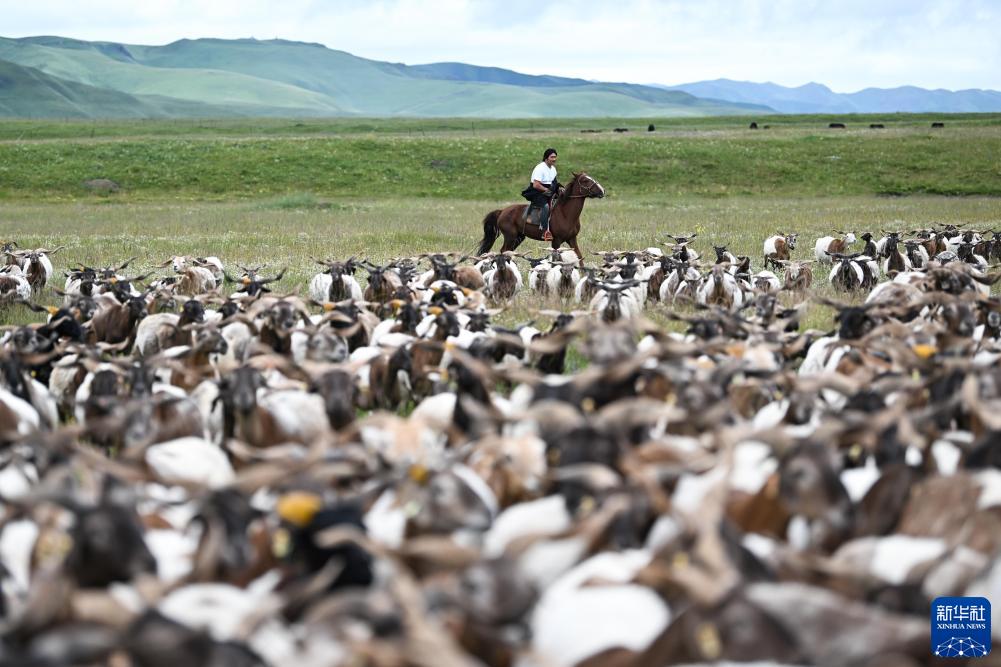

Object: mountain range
[0,36,764,119]
[1,36,998,119]
[661,79,1001,114]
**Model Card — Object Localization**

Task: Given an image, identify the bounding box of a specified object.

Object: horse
[476,172,605,264]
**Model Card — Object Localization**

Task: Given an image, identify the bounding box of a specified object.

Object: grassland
[2,114,1000,334]
[1,115,1000,201]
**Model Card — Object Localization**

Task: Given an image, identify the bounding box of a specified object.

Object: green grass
[2,113,997,141]
[1,118,1000,201]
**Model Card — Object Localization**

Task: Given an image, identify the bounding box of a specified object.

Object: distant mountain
[0,36,769,118]
[0,58,296,118]
[660,79,1001,114]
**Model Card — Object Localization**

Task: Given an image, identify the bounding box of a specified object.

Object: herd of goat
[0,222,1000,666]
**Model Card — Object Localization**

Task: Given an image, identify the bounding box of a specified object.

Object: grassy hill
[0,58,315,118]
[0,35,767,118]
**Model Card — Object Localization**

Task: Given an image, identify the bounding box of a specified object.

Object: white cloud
[1,0,998,90]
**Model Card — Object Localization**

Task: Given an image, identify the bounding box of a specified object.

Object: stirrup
[542,230,553,241]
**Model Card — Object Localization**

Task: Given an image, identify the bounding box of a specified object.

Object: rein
[564,178,600,199]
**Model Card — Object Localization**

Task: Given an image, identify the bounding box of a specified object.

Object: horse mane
[556,172,585,203]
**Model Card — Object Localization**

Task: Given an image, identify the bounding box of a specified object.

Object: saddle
[522,204,543,228]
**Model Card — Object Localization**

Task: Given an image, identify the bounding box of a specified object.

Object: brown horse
[476,172,605,263]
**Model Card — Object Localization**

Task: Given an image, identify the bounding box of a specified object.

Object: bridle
[564,174,603,199]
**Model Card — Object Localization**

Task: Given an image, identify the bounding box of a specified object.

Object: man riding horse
[522,147,562,241]
[477,154,604,265]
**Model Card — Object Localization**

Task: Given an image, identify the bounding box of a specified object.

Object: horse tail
[476,209,501,256]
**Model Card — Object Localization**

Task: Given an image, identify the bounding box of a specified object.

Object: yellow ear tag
[323,302,335,312]
[242,277,252,286]
[109,277,118,284]
[409,464,430,485]
[428,306,443,316]
[912,344,937,359]
[272,528,291,558]
[696,622,722,660]
[46,306,59,315]
[276,491,322,527]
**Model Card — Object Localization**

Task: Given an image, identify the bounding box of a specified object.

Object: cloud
[1,0,998,90]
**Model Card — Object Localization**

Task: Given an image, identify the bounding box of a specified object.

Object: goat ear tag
[242,277,251,285]
[272,528,291,558]
[408,464,430,485]
[322,303,335,312]
[912,344,937,359]
[931,596,990,658]
[46,306,59,315]
[428,306,443,316]
[276,492,322,527]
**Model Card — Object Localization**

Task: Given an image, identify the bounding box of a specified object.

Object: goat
[159,256,218,295]
[664,232,698,248]
[309,258,363,303]
[777,260,814,291]
[697,264,744,309]
[589,280,643,322]
[88,290,151,346]
[421,254,485,291]
[956,242,988,272]
[815,231,856,263]
[545,261,580,299]
[226,266,285,300]
[0,354,58,431]
[763,232,798,269]
[133,298,207,357]
[973,231,1001,264]
[827,252,878,291]
[14,246,64,293]
[483,253,523,300]
[64,257,138,299]
[0,266,30,304]
[858,232,878,260]
[713,245,738,266]
[526,256,553,295]
[880,233,911,276]
[193,256,225,283]
[250,297,312,355]
[639,255,674,302]
[751,270,782,293]
[216,365,328,447]
[361,261,404,304]
[664,233,700,263]
[902,240,930,269]
[658,260,700,303]
[308,366,358,431]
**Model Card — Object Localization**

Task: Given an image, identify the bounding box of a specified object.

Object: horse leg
[501,232,523,253]
[569,237,584,267]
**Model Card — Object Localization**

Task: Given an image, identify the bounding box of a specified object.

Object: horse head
[568,172,605,199]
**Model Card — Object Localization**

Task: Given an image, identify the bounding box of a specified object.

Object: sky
[2,0,1000,92]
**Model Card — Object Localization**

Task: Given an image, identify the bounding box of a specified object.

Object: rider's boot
[541,204,553,241]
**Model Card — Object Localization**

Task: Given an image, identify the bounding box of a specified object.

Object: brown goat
[88,292,149,346]
[764,232,798,270]
[781,261,814,291]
